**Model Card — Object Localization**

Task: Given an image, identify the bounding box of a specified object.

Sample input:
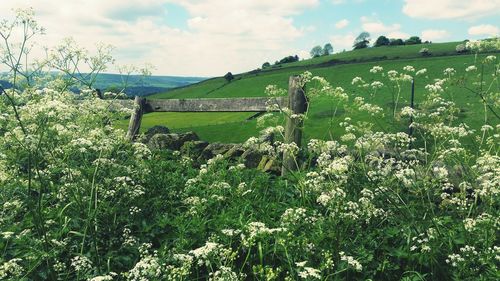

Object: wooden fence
[126,76,308,176]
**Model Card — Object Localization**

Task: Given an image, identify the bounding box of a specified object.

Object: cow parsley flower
[369,66,383,73]
[416,68,427,76]
[465,65,477,72]
[443,68,456,76]
[370,81,384,89]
[403,65,415,72]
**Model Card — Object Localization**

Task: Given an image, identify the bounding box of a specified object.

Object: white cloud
[361,16,401,34]
[335,19,349,29]
[332,0,345,4]
[330,33,356,52]
[421,29,450,41]
[0,0,319,76]
[403,0,500,20]
[468,24,499,37]
[360,16,409,40]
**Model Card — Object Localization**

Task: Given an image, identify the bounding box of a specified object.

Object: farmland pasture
[118,51,496,143]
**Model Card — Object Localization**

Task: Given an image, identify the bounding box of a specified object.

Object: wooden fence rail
[126,75,307,176]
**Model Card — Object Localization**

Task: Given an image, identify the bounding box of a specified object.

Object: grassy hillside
[116,42,497,143]
[265,41,461,69]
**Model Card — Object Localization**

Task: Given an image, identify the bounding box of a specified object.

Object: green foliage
[150,43,493,142]
[405,36,422,45]
[390,38,405,46]
[224,72,234,83]
[323,43,334,55]
[354,32,371,50]
[276,55,299,65]
[310,45,323,58]
[374,36,390,47]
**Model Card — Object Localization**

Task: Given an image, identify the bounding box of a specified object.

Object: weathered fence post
[281,76,308,176]
[126,96,146,141]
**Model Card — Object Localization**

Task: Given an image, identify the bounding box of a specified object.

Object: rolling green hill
[92,73,206,96]
[116,41,498,143]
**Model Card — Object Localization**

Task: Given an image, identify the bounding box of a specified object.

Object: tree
[374,36,390,47]
[276,55,299,65]
[389,38,404,46]
[224,72,234,82]
[405,36,422,45]
[262,62,271,69]
[323,43,333,55]
[353,32,370,50]
[310,45,323,58]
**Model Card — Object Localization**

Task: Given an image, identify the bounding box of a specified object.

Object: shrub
[405,36,422,45]
[389,38,404,46]
[224,72,234,82]
[374,35,390,47]
[419,47,431,56]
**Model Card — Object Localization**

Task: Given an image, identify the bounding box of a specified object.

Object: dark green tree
[262,62,271,69]
[323,43,333,55]
[374,35,390,47]
[224,72,234,82]
[405,36,422,45]
[310,45,323,58]
[389,38,404,46]
[353,32,370,50]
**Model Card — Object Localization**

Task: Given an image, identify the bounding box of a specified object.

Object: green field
[116,42,497,143]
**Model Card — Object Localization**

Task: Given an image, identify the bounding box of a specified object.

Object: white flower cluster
[296,261,321,279]
[400,106,416,117]
[416,68,427,76]
[465,65,477,72]
[0,258,24,279]
[280,208,319,228]
[189,241,234,267]
[370,81,384,90]
[339,252,362,272]
[127,255,162,281]
[410,228,436,253]
[71,255,93,273]
[351,76,366,86]
[443,68,456,76]
[425,79,446,93]
[88,273,117,281]
[403,65,415,72]
[241,221,286,246]
[463,213,498,232]
[208,266,244,281]
[369,65,384,73]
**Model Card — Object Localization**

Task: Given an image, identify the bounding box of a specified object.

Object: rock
[148,131,200,151]
[224,144,245,159]
[181,140,209,156]
[241,149,263,168]
[178,131,199,143]
[143,125,170,143]
[199,143,236,161]
[148,134,180,150]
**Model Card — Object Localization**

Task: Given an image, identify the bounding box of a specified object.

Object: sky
[0,0,498,77]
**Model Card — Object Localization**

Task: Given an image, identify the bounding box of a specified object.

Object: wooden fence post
[126,96,145,141]
[282,76,308,176]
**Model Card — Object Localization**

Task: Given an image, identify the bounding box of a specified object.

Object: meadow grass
[126,53,495,143]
